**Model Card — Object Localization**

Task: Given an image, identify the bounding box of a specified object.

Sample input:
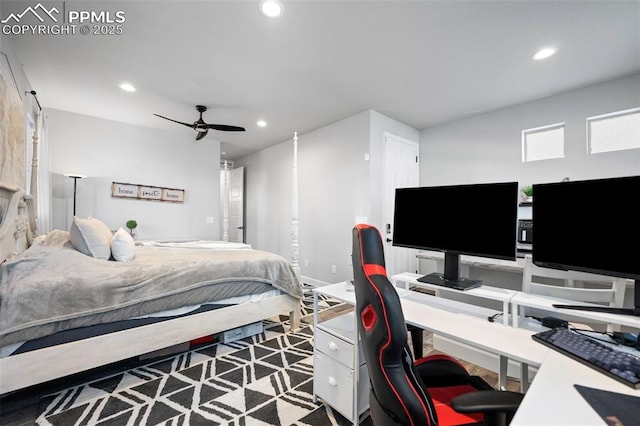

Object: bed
[0,185,302,395]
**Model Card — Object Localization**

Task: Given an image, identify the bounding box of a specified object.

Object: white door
[383,134,419,276]
[228,167,245,243]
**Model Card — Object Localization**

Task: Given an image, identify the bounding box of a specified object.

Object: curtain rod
[25,90,42,111]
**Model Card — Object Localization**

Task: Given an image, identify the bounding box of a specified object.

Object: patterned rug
[33,287,371,426]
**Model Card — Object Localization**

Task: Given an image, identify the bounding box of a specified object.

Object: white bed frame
[0,184,301,395]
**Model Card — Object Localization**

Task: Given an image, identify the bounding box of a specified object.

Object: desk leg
[502,301,509,326]
[498,355,508,390]
[353,309,360,426]
[520,363,529,393]
[512,303,520,327]
[407,325,424,359]
[313,291,318,404]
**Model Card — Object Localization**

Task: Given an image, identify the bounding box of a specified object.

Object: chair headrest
[353,224,386,278]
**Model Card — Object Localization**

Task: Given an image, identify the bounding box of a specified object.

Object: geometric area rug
[33,287,374,425]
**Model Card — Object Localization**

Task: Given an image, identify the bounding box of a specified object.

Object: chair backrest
[522,255,627,307]
[352,224,438,425]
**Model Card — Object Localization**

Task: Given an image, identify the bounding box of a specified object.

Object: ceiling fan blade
[195,130,208,141]
[204,124,246,132]
[153,114,194,128]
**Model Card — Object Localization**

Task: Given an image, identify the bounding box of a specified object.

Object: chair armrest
[452,390,523,416]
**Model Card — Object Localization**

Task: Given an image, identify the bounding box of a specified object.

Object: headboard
[0,183,36,264]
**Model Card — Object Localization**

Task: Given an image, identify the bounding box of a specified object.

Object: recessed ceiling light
[532,47,558,61]
[257,120,267,127]
[259,0,283,17]
[119,82,136,92]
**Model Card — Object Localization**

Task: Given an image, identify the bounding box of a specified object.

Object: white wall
[238,111,370,284]
[238,110,420,285]
[239,139,293,256]
[298,111,371,284]
[420,73,640,188]
[417,73,640,281]
[46,108,221,240]
[239,75,639,286]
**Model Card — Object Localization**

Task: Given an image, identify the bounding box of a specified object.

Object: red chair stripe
[364,263,386,277]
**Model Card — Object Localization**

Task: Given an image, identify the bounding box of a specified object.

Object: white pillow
[70,217,112,259]
[111,227,135,261]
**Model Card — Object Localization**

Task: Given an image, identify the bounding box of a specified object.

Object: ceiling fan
[154,105,246,141]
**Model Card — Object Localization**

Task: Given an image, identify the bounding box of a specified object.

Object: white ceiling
[3,0,639,160]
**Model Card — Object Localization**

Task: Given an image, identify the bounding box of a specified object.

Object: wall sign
[111,182,185,203]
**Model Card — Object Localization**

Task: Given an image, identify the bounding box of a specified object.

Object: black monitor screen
[532,176,640,281]
[392,182,518,290]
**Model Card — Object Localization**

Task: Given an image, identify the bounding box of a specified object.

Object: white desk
[313,283,536,362]
[315,282,640,425]
[392,272,517,325]
[511,350,640,425]
[511,292,640,330]
[399,292,547,392]
[312,282,546,426]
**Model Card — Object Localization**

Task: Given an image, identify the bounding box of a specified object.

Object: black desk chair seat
[352,224,523,425]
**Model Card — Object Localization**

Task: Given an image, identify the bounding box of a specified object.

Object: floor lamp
[64,173,86,217]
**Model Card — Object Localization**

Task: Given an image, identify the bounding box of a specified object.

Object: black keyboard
[532,328,640,389]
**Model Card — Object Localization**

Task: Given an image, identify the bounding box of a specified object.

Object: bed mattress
[0,232,301,347]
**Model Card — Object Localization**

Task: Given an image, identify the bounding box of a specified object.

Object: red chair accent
[352,224,523,425]
[361,304,378,332]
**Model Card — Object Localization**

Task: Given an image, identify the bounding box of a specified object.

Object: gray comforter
[0,232,302,347]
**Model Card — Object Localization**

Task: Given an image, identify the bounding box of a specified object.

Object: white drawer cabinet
[313,306,370,424]
[315,323,364,368]
[314,351,370,419]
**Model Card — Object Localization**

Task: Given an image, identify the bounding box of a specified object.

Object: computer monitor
[392,181,518,290]
[533,175,640,316]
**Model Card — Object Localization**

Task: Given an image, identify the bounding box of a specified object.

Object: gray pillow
[69,217,112,259]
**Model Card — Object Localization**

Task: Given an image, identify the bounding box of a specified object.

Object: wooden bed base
[0,293,300,395]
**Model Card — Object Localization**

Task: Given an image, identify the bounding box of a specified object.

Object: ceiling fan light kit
[153,105,246,141]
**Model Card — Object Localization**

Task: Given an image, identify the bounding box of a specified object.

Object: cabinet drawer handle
[328,376,338,386]
[328,341,338,351]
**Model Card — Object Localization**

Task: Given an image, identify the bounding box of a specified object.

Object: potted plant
[126,220,138,236]
[522,185,533,202]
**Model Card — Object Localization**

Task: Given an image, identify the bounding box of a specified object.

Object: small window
[522,123,565,162]
[587,107,640,154]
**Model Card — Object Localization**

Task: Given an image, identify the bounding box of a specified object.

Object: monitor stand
[553,280,640,317]
[417,273,482,291]
[551,305,640,317]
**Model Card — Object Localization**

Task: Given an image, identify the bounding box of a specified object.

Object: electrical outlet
[206,217,214,224]
[304,259,309,267]
[331,264,337,273]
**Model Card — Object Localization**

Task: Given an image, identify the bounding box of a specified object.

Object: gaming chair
[352,224,524,425]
